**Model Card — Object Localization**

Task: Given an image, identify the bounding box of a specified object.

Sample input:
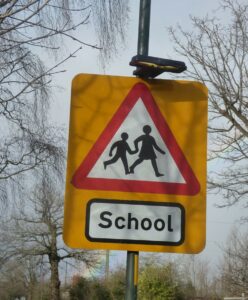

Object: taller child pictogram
[129,125,166,177]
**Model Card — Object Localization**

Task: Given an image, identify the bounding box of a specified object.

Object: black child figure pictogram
[129,125,166,177]
[103,132,136,175]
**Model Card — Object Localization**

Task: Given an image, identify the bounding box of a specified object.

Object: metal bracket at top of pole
[137,0,151,56]
[131,0,186,78]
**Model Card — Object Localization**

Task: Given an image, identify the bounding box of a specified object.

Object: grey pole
[125,251,138,300]
[126,1,151,300]
[137,0,151,56]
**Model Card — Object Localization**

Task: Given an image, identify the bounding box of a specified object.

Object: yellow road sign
[63,74,208,253]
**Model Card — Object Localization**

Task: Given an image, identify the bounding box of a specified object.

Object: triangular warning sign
[72,83,200,195]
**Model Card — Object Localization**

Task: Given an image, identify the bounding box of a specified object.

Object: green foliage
[69,277,90,300]
[107,267,126,300]
[138,262,184,300]
[69,269,125,300]
[69,277,111,300]
[90,280,112,300]
[67,255,224,300]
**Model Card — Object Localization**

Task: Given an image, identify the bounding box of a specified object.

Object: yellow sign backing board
[63,74,208,253]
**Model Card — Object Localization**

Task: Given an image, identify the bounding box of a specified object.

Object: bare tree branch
[170,0,248,207]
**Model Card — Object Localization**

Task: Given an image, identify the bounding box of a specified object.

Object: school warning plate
[63,74,208,253]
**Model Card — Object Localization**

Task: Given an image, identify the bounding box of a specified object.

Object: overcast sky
[51,0,246,271]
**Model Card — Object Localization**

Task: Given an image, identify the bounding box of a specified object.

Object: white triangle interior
[88,98,186,184]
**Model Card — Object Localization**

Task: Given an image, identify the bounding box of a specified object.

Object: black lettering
[98,211,112,228]
[141,218,152,230]
[127,213,138,230]
[115,216,125,229]
[168,215,173,232]
[154,219,165,231]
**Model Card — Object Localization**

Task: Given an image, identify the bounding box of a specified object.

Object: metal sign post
[125,251,139,300]
[126,1,151,299]
[137,0,151,56]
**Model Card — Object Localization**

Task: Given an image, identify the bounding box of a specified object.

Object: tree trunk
[50,258,60,300]
[49,225,60,300]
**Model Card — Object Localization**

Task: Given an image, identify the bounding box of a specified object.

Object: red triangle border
[71,83,200,196]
